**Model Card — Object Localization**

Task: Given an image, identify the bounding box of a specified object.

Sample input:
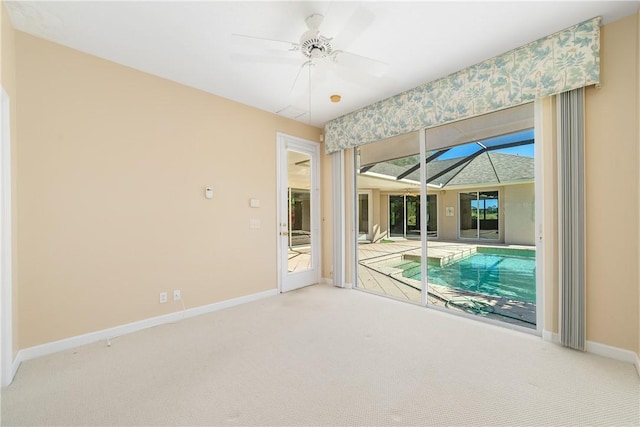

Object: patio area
[357,240,537,329]
[288,246,312,272]
[286,239,536,329]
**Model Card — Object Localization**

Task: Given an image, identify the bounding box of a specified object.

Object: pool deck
[288,239,537,329]
[288,246,312,272]
[357,240,537,329]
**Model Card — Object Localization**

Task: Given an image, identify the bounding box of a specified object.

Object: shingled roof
[365,152,534,188]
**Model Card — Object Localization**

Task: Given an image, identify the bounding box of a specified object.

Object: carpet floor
[1,284,638,426]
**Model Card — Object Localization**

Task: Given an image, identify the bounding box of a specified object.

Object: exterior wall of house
[1,4,19,358]
[371,189,383,242]
[13,31,321,349]
[436,190,458,240]
[365,192,391,242]
[503,184,535,245]
[369,184,534,246]
[427,186,529,245]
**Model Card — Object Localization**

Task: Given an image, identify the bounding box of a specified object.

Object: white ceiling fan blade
[332,50,389,77]
[327,59,388,91]
[229,52,302,67]
[330,4,375,51]
[230,33,299,54]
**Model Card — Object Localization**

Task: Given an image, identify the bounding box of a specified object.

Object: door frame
[351,106,543,335]
[457,189,501,241]
[276,133,321,293]
[1,87,14,386]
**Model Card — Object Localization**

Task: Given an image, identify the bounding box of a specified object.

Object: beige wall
[637,9,640,361]
[583,14,639,352]
[1,4,19,358]
[503,184,535,245]
[376,192,389,241]
[14,32,321,348]
[436,190,457,240]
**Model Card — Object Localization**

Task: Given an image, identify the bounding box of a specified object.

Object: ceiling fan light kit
[300,33,333,59]
[300,14,333,59]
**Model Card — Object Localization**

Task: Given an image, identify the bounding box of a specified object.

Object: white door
[277,133,320,292]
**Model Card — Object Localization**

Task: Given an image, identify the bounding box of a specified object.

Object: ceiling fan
[230,12,389,118]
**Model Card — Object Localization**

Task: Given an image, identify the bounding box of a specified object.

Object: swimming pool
[395,250,536,302]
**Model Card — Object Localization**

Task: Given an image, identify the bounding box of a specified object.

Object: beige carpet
[1,284,638,426]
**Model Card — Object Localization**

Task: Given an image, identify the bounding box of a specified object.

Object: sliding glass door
[387,194,433,240]
[355,141,423,303]
[459,191,499,240]
[354,104,538,330]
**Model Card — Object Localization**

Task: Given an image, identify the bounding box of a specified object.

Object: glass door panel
[406,195,420,239]
[389,195,405,238]
[459,192,477,239]
[479,191,499,240]
[286,150,313,275]
[356,139,423,304]
[289,188,311,250]
[358,193,370,241]
[426,194,438,238]
[426,127,536,330]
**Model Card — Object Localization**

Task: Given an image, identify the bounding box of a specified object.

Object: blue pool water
[396,252,536,302]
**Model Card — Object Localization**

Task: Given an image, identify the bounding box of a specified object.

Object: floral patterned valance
[324,17,601,153]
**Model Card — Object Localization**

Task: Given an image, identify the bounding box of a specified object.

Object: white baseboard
[9,288,278,383]
[8,356,20,385]
[585,341,639,366]
[321,277,334,285]
[543,329,639,376]
[542,330,560,343]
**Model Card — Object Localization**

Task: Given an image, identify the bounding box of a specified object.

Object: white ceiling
[5,1,639,128]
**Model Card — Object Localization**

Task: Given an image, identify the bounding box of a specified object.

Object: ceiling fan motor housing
[300,30,333,59]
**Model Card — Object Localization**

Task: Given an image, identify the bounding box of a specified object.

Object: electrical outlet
[173,290,181,301]
[159,292,168,304]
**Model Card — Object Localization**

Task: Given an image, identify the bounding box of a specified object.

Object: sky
[434,129,534,160]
